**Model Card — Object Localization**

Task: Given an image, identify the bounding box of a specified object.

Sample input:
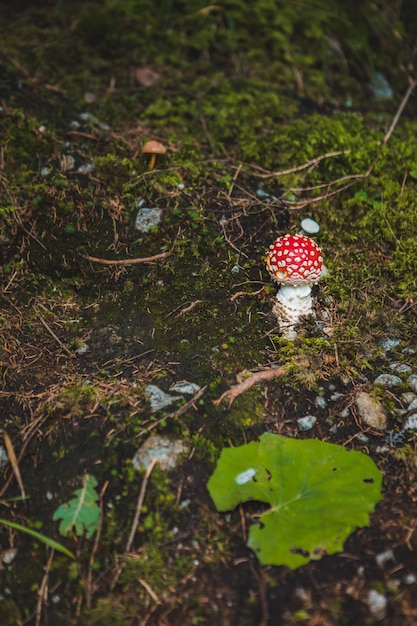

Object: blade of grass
[0,518,75,559]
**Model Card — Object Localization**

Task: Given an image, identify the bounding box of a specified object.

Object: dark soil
[1,1,417,625]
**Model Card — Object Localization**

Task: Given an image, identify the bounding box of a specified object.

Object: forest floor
[1,1,417,624]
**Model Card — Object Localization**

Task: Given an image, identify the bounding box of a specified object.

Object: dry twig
[214,365,296,408]
[37,312,74,358]
[80,251,170,266]
[230,287,265,302]
[250,150,348,179]
[383,78,417,145]
[35,549,54,626]
[0,430,25,499]
[85,481,109,609]
[111,459,157,589]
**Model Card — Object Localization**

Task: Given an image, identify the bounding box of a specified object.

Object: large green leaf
[53,474,100,539]
[207,433,382,569]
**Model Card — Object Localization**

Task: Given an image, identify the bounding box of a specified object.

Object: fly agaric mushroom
[266,234,323,339]
[142,140,166,170]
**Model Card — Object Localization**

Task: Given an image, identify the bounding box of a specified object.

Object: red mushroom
[266,234,323,338]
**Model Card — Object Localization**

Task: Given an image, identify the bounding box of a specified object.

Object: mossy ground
[1,1,417,624]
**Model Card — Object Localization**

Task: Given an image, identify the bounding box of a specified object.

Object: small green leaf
[354,190,368,201]
[0,518,74,559]
[207,434,382,569]
[53,474,100,539]
[409,170,417,180]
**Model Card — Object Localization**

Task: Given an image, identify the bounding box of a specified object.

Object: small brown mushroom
[142,140,166,170]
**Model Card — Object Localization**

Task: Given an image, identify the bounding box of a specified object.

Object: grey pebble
[135,207,163,232]
[389,362,412,374]
[315,396,327,409]
[401,392,416,405]
[407,375,417,394]
[379,338,401,351]
[169,381,201,395]
[145,384,182,410]
[374,374,402,388]
[403,413,417,431]
[132,435,188,471]
[367,589,387,620]
[297,415,317,431]
[355,391,387,430]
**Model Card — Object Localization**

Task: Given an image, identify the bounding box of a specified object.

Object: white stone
[170,381,201,395]
[330,392,343,401]
[132,435,188,471]
[79,112,110,130]
[407,375,417,394]
[379,338,401,351]
[297,415,317,431]
[355,391,387,430]
[390,362,412,374]
[77,163,95,175]
[2,549,17,565]
[375,549,395,568]
[367,589,387,620]
[315,396,327,409]
[145,384,182,411]
[401,392,416,405]
[300,217,320,235]
[403,413,417,431]
[0,445,8,470]
[374,374,402,388]
[135,207,163,232]
[404,573,416,585]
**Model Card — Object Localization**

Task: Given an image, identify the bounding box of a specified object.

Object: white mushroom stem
[273,283,314,339]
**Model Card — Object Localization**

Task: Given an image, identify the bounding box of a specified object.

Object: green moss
[82,598,126,626]
[2,1,417,623]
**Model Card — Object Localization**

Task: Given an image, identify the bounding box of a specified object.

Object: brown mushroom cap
[142,140,167,155]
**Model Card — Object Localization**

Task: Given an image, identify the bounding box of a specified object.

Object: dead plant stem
[383,79,417,145]
[213,365,308,408]
[0,430,25,499]
[80,251,170,265]
[251,150,348,178]
[35,550,54,626]
[110,459,157,589]
[85,481,109,609]
[37,312,74,357]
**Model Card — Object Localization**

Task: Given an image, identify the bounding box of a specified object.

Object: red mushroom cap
[266,234,323,284]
